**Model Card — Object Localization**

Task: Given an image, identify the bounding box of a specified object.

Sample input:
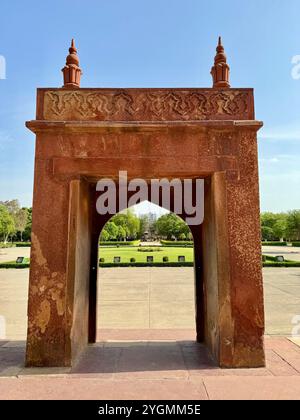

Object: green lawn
[2,247,299,268]
[98,246,194,263]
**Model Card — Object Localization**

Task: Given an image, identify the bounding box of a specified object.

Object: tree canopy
[100,209,140,241]
[261,210,300,241]
[155,213,191,240]
[0,205,15,243]
[0,200,31,242]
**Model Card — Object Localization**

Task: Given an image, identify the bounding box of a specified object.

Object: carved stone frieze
[42,89,252,121]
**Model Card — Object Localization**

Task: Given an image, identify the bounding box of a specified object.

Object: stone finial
[62,39,82,88]
[211,36,230,88]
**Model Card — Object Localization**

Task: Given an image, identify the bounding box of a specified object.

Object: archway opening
[94,201,200,343]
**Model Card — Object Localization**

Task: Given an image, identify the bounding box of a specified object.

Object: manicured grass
[99,246,194,263]
[262,241,300,247]
[0,257,30,269]
[1,249,300,268]
[262,254,300,267]
[99,240,140,247]
[0,242,31,248]
[160,240,193,247]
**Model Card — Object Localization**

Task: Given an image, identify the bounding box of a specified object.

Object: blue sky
[0,0,299,212]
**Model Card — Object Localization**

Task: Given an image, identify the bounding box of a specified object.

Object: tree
[0,199,29,242]
[117,225,127,241]
[14,208,28,241]
[139,215,149,238]
[100,229,110,242]
[0,205,15,243]
[286,210,300,240]
[102,221,119,241]
[156,213,190,240]
[273,216,287,241]
[110,213,129,237]
[125,209,140,239]
[261,226,274,241]
[260,212,287,241]
[23,208,32,241]
[148,214,158,237]
[0,199,20,216]
[110,209,140,239]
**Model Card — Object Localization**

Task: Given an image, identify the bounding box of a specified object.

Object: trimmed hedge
[262,241,287,246]
[99,240,140,247]
[263,261,300,267]
[99,261,194,268]
[0,262,30,269]
[1,260,300,268]
[160,240,194,247]
[1,252,300,269]
[262,254,300,267]
[0,242,31,248]
[262,241,300,247]
[264,255,283,262]
[0,256,30,269]
[138,248,162,252]
[0,243,15,248]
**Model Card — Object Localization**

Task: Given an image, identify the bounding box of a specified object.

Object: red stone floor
[0,330,300,400]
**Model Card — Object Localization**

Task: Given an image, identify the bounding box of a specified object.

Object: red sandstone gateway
[25,38,265,368]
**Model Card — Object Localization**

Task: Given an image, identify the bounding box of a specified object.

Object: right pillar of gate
[200,126,265,368]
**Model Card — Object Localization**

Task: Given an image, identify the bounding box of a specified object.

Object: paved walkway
[1,257,300,399]
[1,267,300,339]
[0,247,31,264]
[262,245,300,262]
[0,336,300,399]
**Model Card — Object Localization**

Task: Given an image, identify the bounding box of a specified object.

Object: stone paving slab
[0,337,300,399]
[0,377,209,400]
[203,376,300,400]
[289,337,300,347]
[1,375,299,400]
[98,328,196,341]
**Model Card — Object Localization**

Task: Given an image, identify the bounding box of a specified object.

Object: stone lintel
[51,156,238,180]
[26,119,263,134]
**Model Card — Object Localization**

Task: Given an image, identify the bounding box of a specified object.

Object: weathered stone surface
[26,81,264,368]
[39,88,254,122]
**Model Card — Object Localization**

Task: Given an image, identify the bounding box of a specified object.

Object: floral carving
[43,89,252,121]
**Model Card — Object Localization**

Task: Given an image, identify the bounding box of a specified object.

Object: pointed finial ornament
[211,36,230,88]
[62,39,82,88]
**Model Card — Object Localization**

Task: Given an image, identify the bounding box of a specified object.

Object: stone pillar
[201,129,265,368]
[26,156,91,366]
[68,179,92,361]
[224,129,265,367]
